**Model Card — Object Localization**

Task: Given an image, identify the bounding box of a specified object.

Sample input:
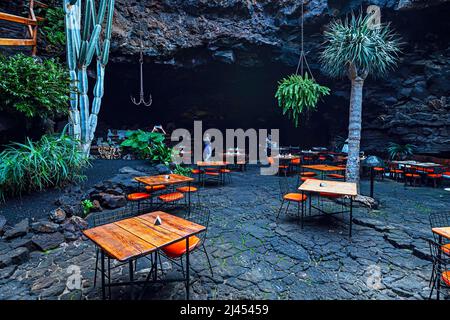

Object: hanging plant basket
[275,73,330,127]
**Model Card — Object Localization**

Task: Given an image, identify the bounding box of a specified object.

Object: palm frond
[320,12,402,79]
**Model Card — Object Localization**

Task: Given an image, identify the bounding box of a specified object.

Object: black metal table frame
[199,165,227,186]
[136,180,192,217]
[99,235,192,300]
[301,166,345,181]
[300,190,354,237]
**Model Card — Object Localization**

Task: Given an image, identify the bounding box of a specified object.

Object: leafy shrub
[41,7,66,48]
[387,142,415,160]
[0,130,90,201]
[0,54,70,119]
[275,73,330,127]
[173,164,192,177]
[81,199,94,217]
[150,143,175,166]
[121,130,165,159]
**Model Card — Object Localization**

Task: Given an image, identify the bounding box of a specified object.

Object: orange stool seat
[162,236,201,259]
[301,172,317,177]
[319,156,327,161]
[390,169,403,174]
[290,159,301,165]
[127,193,151,201]
[158,192,184,202]
[405,173,421,178]
[441,270,450,286]
[428,174,443,179]
[220,169,231,173]
[441,244,450,256]
[301,177,318,182]
[176,186,198,193]
[205,172,220,176]
[327,174,345,179]
[191,169,204,174]
[283,193,307,202]
[145,185,166,192]
[373,167,385,172]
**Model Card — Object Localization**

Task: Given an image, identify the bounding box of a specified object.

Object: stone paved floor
[1,166,448,300]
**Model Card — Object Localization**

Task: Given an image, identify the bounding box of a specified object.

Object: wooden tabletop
[302,165,346,172]
[197,161,228,167]
[83,211,206,262]
[135,174,194,186]
[392,161,443,168]
[299,179,357,196]
[432,227,450,240]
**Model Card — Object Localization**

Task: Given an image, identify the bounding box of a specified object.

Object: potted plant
[275,73,330,127]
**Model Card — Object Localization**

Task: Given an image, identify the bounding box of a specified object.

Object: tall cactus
[64,0,115,155]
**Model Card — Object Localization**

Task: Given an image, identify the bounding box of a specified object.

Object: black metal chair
[404,165,422,187]
[159,204,214,278]
[90,207,139,292]
[277,176,307,222]
[428,239,450,300]
[429,212,450,288]
[430,212,450,240]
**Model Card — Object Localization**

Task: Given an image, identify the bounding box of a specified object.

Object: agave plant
[275,73,330,127]
[387,143,415,160]
[0,129,90,202]
[320,12,401,184]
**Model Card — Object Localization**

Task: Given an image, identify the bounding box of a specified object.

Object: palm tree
[320,13,401,185]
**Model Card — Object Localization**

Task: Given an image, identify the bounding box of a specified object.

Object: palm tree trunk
[345,75,365,187]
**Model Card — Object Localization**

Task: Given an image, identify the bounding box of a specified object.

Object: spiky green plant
[275,73,330,127]
[387,142,415,160]
[0,129,90,202]
[320,12,401,184]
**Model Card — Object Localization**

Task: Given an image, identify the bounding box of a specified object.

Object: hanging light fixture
[131,25,152,107]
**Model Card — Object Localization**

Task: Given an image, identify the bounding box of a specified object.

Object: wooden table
[299,179,357,237]
[393,161,443,170]
[222,153,247,171]
[135,174,194,214]
[432,227,450,241]
[302,164,346,180]
[83,211,206,300]
[135,173,194,187]
[197,161,228,167]
[197,161,229,185]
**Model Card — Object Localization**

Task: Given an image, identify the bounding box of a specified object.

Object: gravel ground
[0,160,149,225]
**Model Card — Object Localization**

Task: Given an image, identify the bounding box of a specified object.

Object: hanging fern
[275,73,330,127]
